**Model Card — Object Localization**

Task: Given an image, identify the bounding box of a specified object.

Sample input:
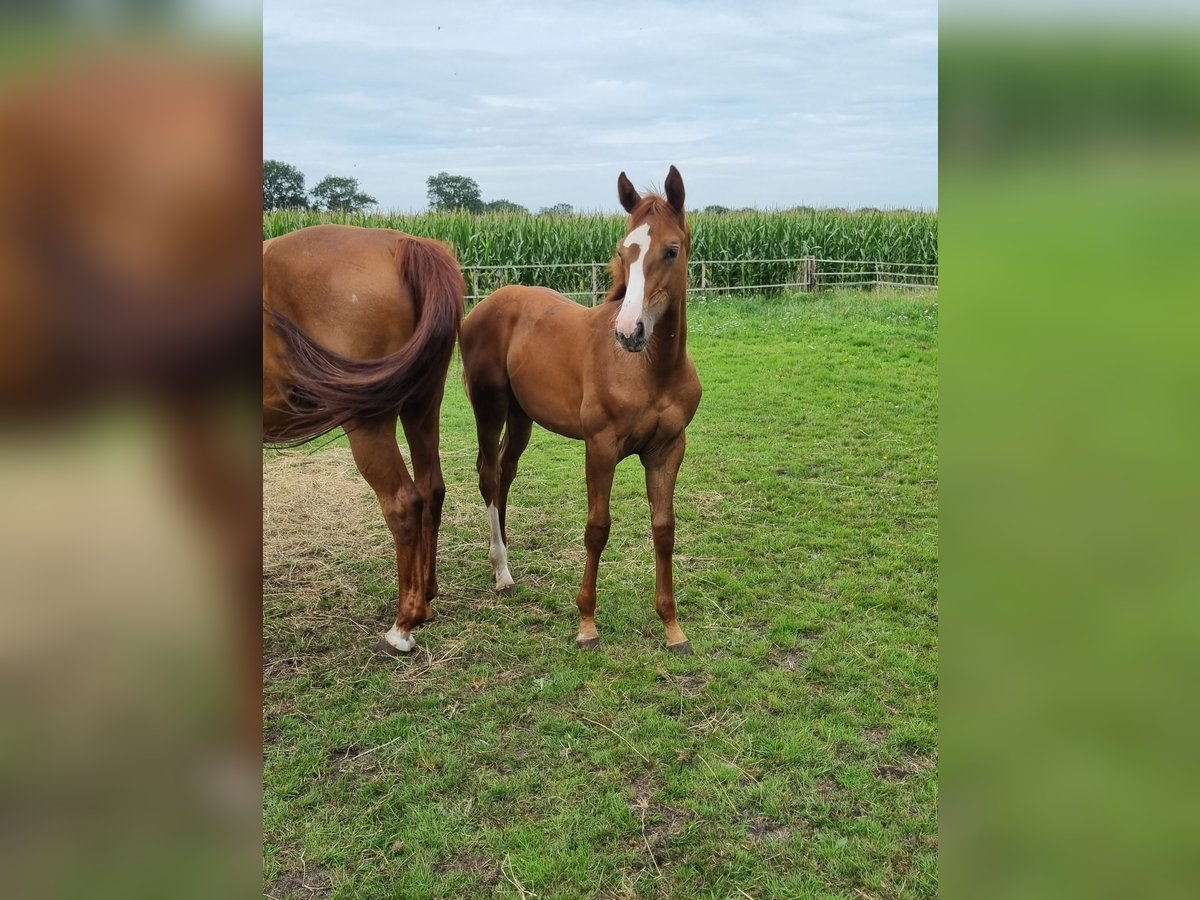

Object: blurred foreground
[942,7,1200,898]
[0,9,260,899]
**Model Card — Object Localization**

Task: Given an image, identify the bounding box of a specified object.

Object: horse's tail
[264,236,465,445]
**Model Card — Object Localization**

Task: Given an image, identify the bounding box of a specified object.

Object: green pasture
[263,289,938,898]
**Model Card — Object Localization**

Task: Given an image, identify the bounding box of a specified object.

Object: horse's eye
[665,246,679,260]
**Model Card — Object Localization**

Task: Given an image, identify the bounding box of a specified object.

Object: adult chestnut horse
[263,224,464,655]
[461,166,701,653]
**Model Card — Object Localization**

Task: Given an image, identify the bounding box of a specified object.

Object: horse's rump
[263,233,464,445]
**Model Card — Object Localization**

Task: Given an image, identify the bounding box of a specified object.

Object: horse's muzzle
[614,321,647,353]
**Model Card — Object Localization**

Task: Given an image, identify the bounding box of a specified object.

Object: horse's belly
[509,371,585,440]
[505,307,588,439]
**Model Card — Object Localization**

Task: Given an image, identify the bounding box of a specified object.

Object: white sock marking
[487,504,515,590]
[616,223,652,338]
[383,624,415,652]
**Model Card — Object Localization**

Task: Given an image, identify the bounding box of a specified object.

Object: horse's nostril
[634,321,645,341]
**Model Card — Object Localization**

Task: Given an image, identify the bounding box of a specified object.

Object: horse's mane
[603,194,691,304]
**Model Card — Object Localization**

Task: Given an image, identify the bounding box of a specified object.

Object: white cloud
[264,0,938,211]
[475,95,551,111]
[315,91,390,112]
[587,125,720,147]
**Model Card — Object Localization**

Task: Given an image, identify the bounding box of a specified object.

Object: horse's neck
[649,291,688,376]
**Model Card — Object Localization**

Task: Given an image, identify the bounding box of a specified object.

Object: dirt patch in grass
[323,743,392,786]
[735,799,811,844]
[862,726,888,748]
[747,818,793,843]
[908,753,936,773]
[777,648,808,669]
[435,850,499,886]
[627,770,693,870]
[264,656,302,678]
[816,776,840,803]
[628,769,656,807]
[327,743,362,769]
[267,866,332,899]
[874,749,936,781]
[656,671,709,698]
[771,630,822,670]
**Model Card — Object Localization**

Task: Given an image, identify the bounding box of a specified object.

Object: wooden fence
[460,257,937,305]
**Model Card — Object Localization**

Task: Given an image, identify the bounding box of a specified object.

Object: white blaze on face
[615,223,652,339]
[488,504,514,590]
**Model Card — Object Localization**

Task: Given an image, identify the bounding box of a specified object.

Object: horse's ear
[617,171,640,213]
[665,165,685,215]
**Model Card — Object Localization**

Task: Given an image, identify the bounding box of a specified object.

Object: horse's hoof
[374,625,416,657]
[372,638,413,657]
[667,641,693,656]
[577,636,601,651]
[497,584,515,596]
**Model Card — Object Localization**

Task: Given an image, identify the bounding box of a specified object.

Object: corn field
[263,207,938,298]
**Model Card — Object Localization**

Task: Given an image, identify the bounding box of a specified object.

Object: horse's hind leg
[468,383,515,591]
[400,385,447,615]
[347,416,427,655]
[495,404,533,547]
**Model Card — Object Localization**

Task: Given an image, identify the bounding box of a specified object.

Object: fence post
[591,262,599,307]
[802,256,817,292]
[700,261,707,292]
[471,270,479,302]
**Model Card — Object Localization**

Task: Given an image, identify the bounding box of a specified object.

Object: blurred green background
[942,14,1200,899]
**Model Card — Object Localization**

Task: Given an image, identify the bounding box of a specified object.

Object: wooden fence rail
[459,257,938,304]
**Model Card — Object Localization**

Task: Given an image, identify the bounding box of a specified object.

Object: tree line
[263,161,377,212]
[264,161,583,215]
[265,161,827,216]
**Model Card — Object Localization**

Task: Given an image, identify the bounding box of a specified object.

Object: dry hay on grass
[264,446,524,684]
[263,448,387,608]
[262,446,496,649]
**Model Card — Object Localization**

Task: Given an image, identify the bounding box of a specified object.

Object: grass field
[263,290,938,898]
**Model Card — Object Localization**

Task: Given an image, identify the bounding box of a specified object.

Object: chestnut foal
[460,166,701,653]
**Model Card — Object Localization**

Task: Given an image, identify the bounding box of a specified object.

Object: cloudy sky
[264,1,937,212]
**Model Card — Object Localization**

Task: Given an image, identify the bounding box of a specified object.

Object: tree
[309,175,377,212]
[703,204,731,215]
[539,203,573,216]
[426,172,483,212]
[485,199,528,214]
[263,159,308,211]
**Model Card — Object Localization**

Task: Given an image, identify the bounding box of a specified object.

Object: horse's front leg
[643,436,691,654]
[576,440,617,649]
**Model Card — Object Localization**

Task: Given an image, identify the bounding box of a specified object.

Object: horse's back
[461,285,592,370]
